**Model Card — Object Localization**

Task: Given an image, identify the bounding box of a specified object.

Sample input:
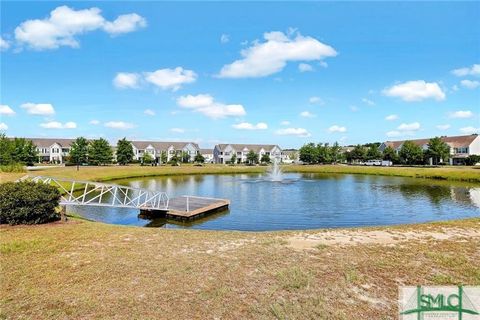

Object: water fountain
[267,159,283,182]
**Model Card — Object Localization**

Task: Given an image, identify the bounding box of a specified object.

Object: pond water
[69,173,480,231]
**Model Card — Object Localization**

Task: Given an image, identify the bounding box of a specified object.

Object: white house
[29,138,76,163]
[131,141,200,163]
[199,149,214,163]
[213,144,282,164]
[378,134,480,165]
[280,149,299,164]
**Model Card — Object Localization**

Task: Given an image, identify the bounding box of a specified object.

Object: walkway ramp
[21,176,229,220]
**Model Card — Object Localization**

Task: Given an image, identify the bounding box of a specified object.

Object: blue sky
[1,1,479,148]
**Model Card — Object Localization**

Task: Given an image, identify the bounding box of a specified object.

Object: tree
[299,143,318,164]
[230,154,237,165]
[69,137,89,170]
[143,152,153,165]
[10,138,38,166]
[426,137,450,165]
[88,138,113,165]
[181,151,190,163]
[349,145,368,163]
[465,155,480,166]
[382,146,399,163]
[399,141,424,165]
[194,153,205,164]
[260,154,270,164]
[246,150,259,165]
[366,145,382,160]
[0,133,14,165]
[330,142,342,164]
[317,143,332,164]
[160,151,168,164]
[116,138,134,165]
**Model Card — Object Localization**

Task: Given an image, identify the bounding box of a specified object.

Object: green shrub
[0,181,61,225]
[0,163,26,173]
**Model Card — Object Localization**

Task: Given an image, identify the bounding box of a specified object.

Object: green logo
[400,286,479,320]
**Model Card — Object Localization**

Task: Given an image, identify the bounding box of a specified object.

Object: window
[237,152,241,156]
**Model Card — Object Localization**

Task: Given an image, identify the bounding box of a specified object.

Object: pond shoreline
[3,164,480,184]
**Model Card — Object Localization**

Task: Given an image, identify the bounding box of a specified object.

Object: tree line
[299,137,479,165]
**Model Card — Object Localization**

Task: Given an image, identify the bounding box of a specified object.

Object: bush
[0,163,26,173]
[465,155,480,166]
[0,181,61,225]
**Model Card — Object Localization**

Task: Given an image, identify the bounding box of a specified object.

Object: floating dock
[140,196,230,221]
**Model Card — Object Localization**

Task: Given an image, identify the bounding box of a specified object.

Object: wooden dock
[140,196,230,221]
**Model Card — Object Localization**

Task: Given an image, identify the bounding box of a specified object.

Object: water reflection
[69,173,480,231]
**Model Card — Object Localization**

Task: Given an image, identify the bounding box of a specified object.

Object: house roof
[383,134,479,150]
[199,148,213,155]
[216,144,280,152]
[27,138,76,148]
[131,141,199,150]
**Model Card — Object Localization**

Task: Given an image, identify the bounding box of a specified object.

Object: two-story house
[213,144,282,164]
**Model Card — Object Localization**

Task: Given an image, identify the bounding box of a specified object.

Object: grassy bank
[1,164,479,184]
[1,218,479,319]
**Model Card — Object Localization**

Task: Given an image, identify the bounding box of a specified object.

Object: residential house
[199,149,214,163]
[378,134,480,165]
[213,144,282,164]
[28,138,76,163]
[131,141,200,163]
[281,149,299,164]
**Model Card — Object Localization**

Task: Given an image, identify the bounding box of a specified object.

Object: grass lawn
[1,218,479,319]
[1,163,480,184]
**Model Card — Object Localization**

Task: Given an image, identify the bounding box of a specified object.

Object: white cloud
[397,122,421,131]
[14,6,146,50]
[176,94,246,119]
[350,105,359,112]
[436,124,450,130]
[460,126,479,134]
[21,103,55,115]
[232,122,268,130]
[449,110,473,119]
[300,111,316,118]
[298,63,313,72]
[275,127,311,137]
[452,85,459,91]
[40,121,77,129]
[386,122,421,138]
[328,125,347,133]
[217,30,337,78]
[170,128,185,133]
[144,109,155,116]
[113,72,140,89]
[89,120,100,125]
[0,123,8,130]
[361,98,375,106]
[386,131,401,138]
[0,37,10,51]
[319,61,328,68]
[280,120,290,126]
[451,64,480,77]
[385,114,398,121]
[383,80,446,102]
[103,13,146,35]
[144,67,197,91]
[460,79,480,89]
[0,105,15,116]
[104,121,135,129]
[309,96,324,105]
[220,34,230,44]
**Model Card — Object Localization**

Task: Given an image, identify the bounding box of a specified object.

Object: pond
[69,173,480,231]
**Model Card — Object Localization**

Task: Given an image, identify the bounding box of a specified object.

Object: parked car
[365,160,392,166]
